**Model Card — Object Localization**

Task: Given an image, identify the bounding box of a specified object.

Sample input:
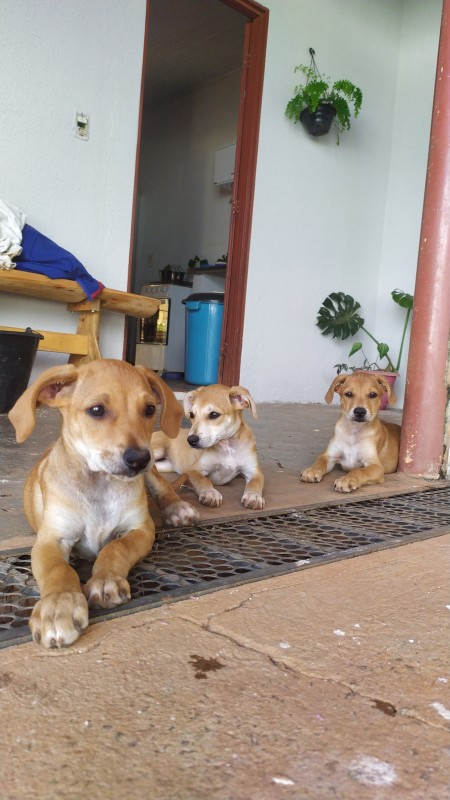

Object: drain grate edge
[1,485,449,648]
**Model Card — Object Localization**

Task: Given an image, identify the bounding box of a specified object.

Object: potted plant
[316,290,414,408]
[285,53,362,144]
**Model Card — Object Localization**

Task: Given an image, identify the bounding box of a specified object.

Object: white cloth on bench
[0,198,26,269]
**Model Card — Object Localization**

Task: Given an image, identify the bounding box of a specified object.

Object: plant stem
[394,306,412,372]
[361,326,396,372]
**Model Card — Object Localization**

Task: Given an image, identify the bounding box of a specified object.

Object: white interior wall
[240,0,441,405]
[133,71,241,291]
[1,0,146,377]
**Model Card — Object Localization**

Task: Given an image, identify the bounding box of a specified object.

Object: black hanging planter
[0,328,43,413]
[300,103,336,137]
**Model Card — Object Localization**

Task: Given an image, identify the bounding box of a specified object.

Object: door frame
[218,0,269,385]
[126,0,269,385]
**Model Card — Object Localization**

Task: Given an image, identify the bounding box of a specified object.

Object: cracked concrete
[1,402,449,798]
[0,535,449,799]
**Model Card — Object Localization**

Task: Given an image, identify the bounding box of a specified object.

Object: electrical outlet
[75,112,89,140]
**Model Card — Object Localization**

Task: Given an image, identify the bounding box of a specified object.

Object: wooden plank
[89,287,159,318]
[0,269,83,303]
[0,326,89,356]
[0,270,159,318]
[69,300,102,365]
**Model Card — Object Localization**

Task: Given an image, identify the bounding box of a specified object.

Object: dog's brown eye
[369,391,378,399]
[189,412,194,419]
[209,411,221,420]
[145,404,156,417]
[344,391,353,398]
[87,404,106,418]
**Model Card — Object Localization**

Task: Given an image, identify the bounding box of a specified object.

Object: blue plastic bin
[183,293,224,385]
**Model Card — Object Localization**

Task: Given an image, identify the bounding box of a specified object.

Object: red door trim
[219,2,269,385]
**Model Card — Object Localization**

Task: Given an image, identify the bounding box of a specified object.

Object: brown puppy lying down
[301,372,401,493]
[8,359,196,648]
[151,383,265,510]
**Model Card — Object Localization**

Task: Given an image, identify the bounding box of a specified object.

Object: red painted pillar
[399,0,450,478]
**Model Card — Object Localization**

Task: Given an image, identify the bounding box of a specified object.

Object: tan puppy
[301,372,401,493]
[151,384,265,510]
[8,359,197,648]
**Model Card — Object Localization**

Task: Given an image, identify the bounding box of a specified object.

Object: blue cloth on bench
[14,224,104,300]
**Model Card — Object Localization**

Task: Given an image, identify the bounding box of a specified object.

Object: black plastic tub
[0,328,43,413]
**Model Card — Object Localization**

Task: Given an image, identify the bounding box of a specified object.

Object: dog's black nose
[353,407,367,421]
[187,434,200,448]
[123,447,151,472]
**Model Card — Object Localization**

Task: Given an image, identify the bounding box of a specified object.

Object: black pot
[159,266,186,284]
[0,328,43,413]
[300,103,336,137]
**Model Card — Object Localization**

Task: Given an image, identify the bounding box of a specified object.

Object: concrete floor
[1,399,449,799]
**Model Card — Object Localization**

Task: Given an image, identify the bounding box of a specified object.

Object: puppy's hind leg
[151,432,174,471]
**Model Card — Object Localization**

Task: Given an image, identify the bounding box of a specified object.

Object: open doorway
[126,0,268,387]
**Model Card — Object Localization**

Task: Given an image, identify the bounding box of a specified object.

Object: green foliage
[317,290,414,374]
[285,65,363,144]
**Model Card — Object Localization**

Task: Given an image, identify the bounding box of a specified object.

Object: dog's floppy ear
[229,386,258,419]
[136,366,182,439]
[376,377,397,406]
[183,389,198,417]
[8,364,78,443]
[324,375,349,404]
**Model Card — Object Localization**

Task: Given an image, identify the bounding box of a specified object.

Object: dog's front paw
[162,500,199,527]
[29,591,89,648]
[334,475,359,493]
[242,491,265,510]
[199,488,223,507]
[300,467,324,483]
[83,576,131,609]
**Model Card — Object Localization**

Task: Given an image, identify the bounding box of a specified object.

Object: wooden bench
[0,270,159,365]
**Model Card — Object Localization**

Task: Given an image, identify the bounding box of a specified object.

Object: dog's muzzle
[187,434,201,449]
[122,447,151,473]
[352,407,368,423]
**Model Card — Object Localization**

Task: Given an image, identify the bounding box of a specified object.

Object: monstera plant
[316,290,414,374]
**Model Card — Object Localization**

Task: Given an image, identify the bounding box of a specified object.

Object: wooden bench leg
[67,299,102,365]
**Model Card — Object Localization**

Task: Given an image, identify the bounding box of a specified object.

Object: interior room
[128,0,246,382]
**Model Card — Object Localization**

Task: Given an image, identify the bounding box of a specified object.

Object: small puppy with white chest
[301,371,401,493]
[8,359,197,648]
[151,383,265,510]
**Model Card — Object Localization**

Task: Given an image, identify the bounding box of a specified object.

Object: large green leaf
[392,289,413,310]
[316,292,364,341]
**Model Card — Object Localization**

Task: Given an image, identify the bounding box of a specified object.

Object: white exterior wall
[0,0,442,406]
[240,0,441,405]
[0,0,147,375]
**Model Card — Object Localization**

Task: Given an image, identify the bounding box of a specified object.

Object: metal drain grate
[1,485,449,648]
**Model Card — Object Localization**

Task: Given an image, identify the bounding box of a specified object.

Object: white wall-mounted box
[214,143,236,185]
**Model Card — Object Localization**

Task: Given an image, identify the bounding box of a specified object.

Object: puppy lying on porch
[151,383,265,511]
[8,359,197,648]
[300,371,401,493]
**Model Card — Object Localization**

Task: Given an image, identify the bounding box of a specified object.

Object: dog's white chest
[332,426,375,471]
[339,446,362,470]
[73,481,144,558]
[207,440,241,484]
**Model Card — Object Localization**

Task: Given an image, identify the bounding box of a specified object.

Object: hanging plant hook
[308,48,321,81]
